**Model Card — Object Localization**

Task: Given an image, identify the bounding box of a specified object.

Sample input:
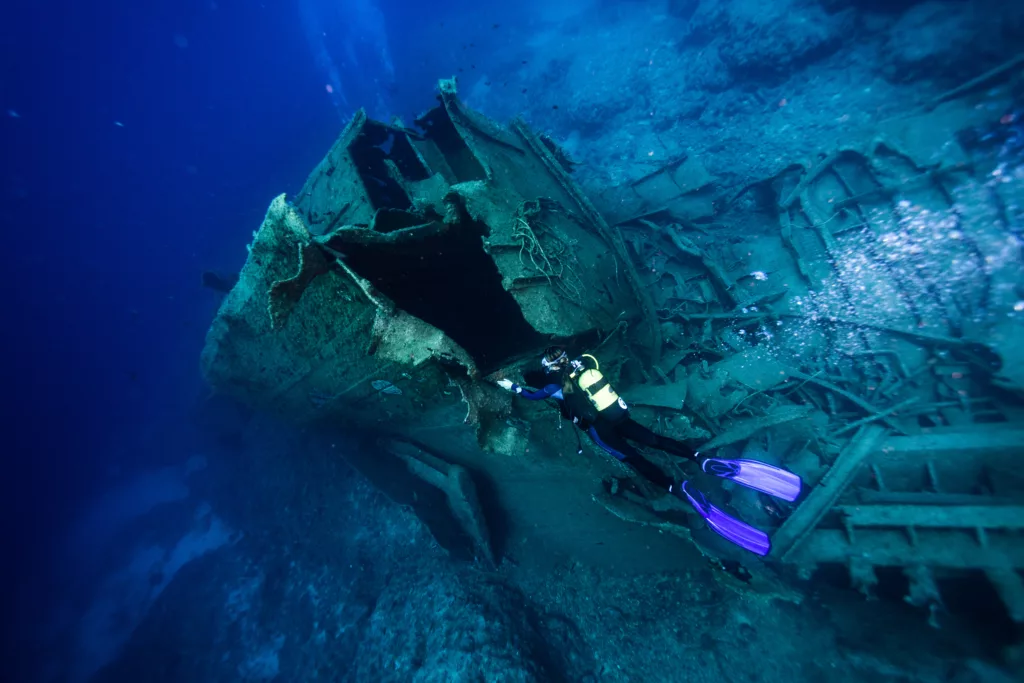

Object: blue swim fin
[701,458,803,502]
[674,481,771,556]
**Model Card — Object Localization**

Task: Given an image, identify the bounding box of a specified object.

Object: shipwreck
[202,74,1024,623]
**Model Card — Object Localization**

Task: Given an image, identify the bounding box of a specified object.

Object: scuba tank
[569,354,627,415]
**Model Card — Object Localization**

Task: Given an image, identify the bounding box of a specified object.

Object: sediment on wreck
[203,69,1024,622]
[200,80,669,569]
[601,62,1024,622]
[202,80,646,435]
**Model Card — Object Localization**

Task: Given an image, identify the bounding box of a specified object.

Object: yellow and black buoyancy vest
[570,354,623,413]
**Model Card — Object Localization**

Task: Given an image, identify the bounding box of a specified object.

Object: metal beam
[773,425,886,560]
[870,426,1024,494]
[836,504,1024,529]
[787,528,1024,568]
[878,427,1024,464]
[854,491,1021,506]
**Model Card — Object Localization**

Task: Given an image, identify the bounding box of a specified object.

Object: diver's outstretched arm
[496,379,563,401]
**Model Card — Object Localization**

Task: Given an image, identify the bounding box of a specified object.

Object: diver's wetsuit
[516,383,696,489]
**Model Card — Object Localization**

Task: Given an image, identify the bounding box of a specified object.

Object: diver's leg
[587,423,635,461]
[624,452,675,489]
[590,423,675,489]
[617,418,697,460]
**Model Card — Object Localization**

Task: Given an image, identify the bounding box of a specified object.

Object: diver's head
[541,346,568,374]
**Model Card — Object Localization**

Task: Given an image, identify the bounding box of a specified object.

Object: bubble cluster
[752,171,1019,381]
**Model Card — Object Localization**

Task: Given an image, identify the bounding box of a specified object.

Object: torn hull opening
[342,225,545,370]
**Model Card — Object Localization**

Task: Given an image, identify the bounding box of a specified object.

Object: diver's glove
[496,379,523,393]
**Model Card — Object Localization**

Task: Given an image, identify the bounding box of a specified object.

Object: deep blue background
[1,0,529,628]
[2,0,330,585]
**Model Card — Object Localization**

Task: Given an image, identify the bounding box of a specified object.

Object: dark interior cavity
[940,572,1020,656]
[385,130,432,182]
[350,138,411,211]
[349,121,433,211]
[372,208,433,234]
[415,106,488,183]
[813,562,1019,655]
[340,223,545,370]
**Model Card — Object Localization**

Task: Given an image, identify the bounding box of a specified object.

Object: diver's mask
[541,350,568,374]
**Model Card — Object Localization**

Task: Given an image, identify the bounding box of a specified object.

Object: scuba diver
[497,346,802,556]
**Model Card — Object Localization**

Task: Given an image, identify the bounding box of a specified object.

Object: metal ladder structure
[772,424,1024,623]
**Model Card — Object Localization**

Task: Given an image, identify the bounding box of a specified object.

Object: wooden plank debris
[697,405,812,452]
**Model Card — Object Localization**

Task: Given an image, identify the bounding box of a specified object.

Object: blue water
[4,0,1023,681]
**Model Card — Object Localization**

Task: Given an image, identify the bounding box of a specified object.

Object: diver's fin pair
[700,457,803,502]
[672,460,802,556]
[674,482,771,556]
